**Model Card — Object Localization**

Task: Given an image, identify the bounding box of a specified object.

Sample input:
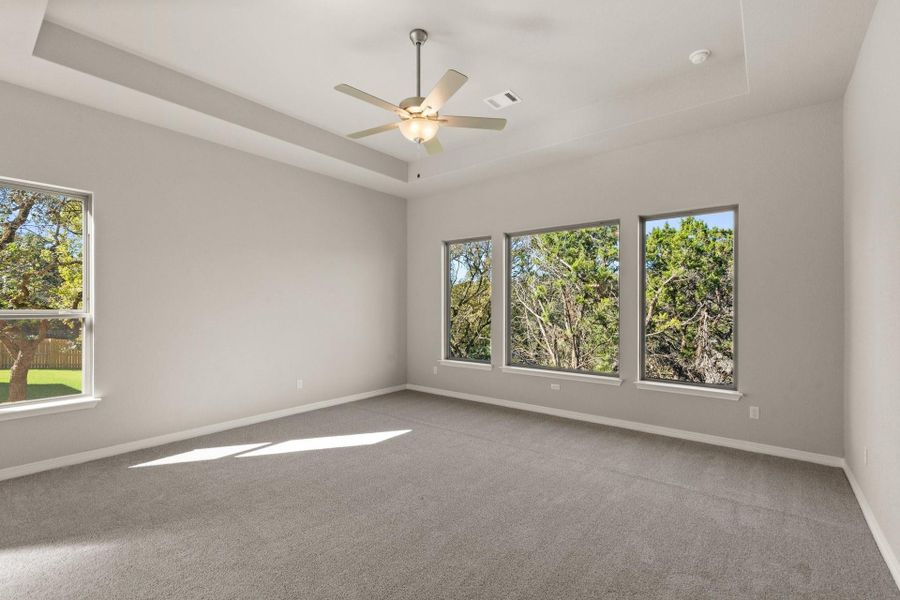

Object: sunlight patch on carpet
[236,430,411,457]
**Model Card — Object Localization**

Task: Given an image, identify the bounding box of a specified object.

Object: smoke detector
[484,90,521,110]
[689,49,711,65]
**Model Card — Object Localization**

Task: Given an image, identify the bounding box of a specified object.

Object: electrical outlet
[433,366,438,375]
[550,383,561,391]
[749,406,759,420]
[864,446,868,465]
[296,379,303,390]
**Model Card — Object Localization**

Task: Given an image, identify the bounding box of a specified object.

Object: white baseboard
[0,384,406,482]
[843,464,900,592]
[405,383,844,467]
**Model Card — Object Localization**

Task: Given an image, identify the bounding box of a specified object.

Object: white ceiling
[0,1,878,198]
[43,0,746,162]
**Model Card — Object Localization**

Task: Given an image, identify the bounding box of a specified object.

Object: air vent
[484,90,521,110]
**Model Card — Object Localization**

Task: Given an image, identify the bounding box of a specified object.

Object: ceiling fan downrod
[410,28,428,98]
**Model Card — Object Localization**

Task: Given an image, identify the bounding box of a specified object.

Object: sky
[645,210,734,232]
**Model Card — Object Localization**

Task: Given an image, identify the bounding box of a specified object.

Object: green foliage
[0,186,85,403]
[0,187,84,311]
[510,225,619,374]
[643,216,734,385]
[448,240,492,361]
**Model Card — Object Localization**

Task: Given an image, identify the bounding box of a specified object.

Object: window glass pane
[0,318,83,403]
[447,239,492,362]
[0,185,84,311]
[509,224,619,374]
[643,210,735,386]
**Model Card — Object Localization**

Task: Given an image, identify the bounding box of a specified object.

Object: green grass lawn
[0,369,82,403]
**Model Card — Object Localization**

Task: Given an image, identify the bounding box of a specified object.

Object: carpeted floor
[1,390,897,599]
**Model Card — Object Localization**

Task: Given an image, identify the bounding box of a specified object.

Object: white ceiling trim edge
[0,1,875,200]
[33,21,407,184]
[25,12,752,200]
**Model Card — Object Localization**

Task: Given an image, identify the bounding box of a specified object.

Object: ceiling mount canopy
[334,28,507,156]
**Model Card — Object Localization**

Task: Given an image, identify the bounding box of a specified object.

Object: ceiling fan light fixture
[335,28,507,153]
[399,117,439,143]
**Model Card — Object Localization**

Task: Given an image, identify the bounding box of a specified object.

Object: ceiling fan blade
[421,70,468,115]
[347,122,400,139]
[423,136,443,155]
[439,115,507,130]
[335,84,409,118]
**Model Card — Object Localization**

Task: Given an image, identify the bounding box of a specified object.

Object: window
[508,222,619,376]
[445,238,492,363]
[0,179,92,405]
[641,207,736,388]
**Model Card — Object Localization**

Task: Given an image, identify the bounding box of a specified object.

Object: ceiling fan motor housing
[400,96,428,114]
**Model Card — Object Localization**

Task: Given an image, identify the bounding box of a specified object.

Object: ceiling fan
[334,28,507,155]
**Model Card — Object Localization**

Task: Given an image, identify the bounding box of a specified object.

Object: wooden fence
[0,338,82,369]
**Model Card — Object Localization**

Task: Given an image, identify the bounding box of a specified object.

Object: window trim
[638,205,738,391]
[443,235,493,365]
[0,176,95,415]
[0,395,100,422]
[439,359,493,371]
[505,219,621,378]
[500,365,622,386]
[633,380,742,401]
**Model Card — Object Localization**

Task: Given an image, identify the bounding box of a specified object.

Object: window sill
[634,380,742,401]
[0,396,101,422]
[439,359,493,371]
[501,366,623,386]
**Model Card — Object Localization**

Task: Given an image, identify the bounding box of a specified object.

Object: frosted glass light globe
[399,117,439,143]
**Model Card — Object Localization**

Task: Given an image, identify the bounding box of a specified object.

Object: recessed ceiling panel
[45,0,746,161]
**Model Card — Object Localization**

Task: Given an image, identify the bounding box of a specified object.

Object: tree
[448,240,491,360]
[509,225,619,373]
[643,217,734,385]
[0,187,84,403]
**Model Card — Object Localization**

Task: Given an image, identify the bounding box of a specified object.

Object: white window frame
[0,177,98,421]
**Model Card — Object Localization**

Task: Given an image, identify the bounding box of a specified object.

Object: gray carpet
[1,390,897,599]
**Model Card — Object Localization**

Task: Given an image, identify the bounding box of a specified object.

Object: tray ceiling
[0,0,878,198]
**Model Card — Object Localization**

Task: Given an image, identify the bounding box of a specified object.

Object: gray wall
[844,0,900,571]
[0,81,407,470]
[0,74,857,469]
[408,100,845,456]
